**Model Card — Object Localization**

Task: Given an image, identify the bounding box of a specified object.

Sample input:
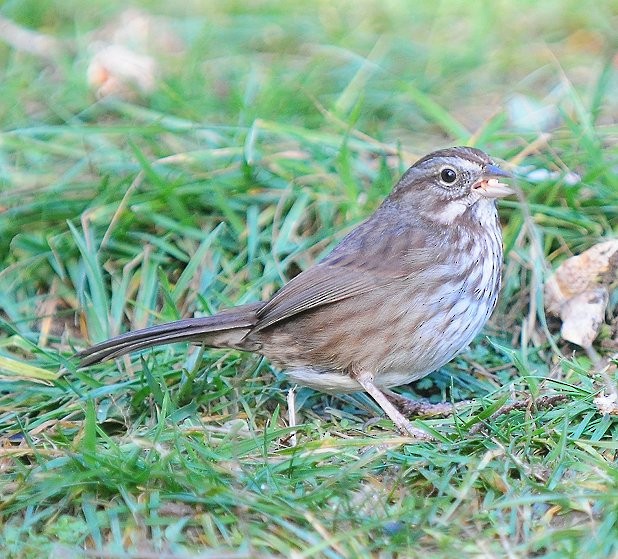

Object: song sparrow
[78,146,512,437]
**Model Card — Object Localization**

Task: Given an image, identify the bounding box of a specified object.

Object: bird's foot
[351,371,433,440]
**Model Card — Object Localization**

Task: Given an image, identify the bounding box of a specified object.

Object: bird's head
[389,146,513,225]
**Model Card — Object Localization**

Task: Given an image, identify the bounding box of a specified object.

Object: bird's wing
[253,219,437,331]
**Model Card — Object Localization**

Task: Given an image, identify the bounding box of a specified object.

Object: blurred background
[1,1,615,136]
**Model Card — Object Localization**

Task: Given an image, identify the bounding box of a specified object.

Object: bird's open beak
[473,163,514,199]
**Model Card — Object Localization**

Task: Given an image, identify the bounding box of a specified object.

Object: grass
[1,0,617,557]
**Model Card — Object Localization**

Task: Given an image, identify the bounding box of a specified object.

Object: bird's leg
[350,369,431,439]
[383,388,472,418]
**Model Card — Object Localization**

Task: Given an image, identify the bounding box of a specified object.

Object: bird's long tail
[77,303,262,367]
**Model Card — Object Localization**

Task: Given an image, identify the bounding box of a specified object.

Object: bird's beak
[473,163,514,199]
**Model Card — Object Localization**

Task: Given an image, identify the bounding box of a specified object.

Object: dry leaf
[87,43,157,98]
[545,240,618,348]
[86,9,184,99]
[593,393,618,415]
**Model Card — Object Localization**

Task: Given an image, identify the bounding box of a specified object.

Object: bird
[77,146,513,437]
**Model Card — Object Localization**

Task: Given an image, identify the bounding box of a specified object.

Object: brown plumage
[77,146,512,437]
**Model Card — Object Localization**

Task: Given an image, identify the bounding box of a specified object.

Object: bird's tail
[77,303,262,367]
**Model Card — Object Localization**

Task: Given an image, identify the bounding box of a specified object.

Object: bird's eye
[440,168,457,184]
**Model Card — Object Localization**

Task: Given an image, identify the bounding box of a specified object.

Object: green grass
[1,0,617,557]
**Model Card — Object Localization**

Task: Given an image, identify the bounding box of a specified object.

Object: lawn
[1,1,617,557]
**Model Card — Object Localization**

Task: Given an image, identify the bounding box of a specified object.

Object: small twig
[469,394,569,435]
[0,15,64,60]
[385,389,473,418]
[287,386,298,447]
